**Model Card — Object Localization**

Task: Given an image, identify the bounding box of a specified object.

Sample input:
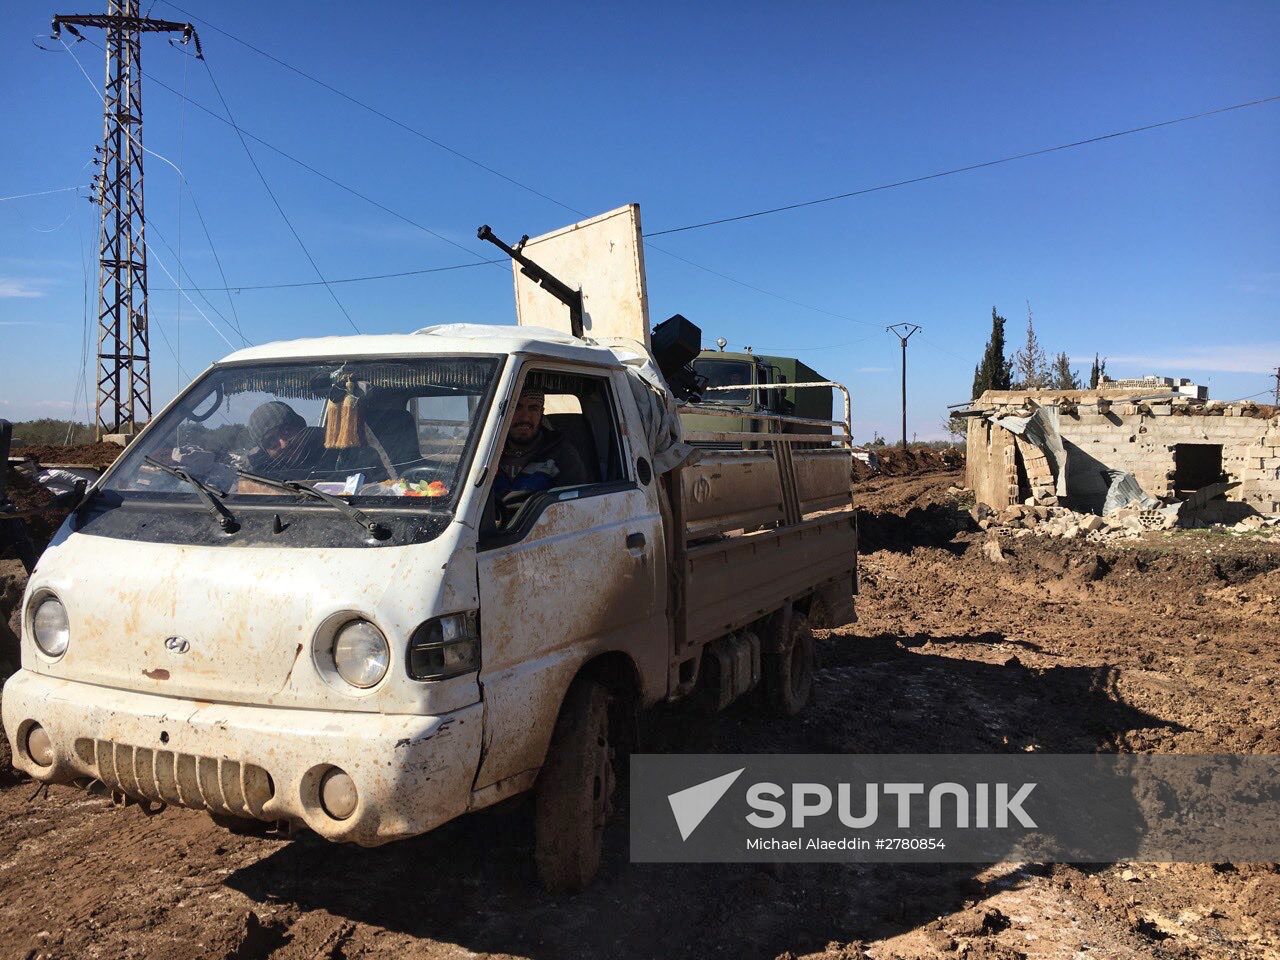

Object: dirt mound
[858,502,976,553]
[853,443,964,481]
[4,470,70,554]
[11,441,123,469]
[3,443,116,555]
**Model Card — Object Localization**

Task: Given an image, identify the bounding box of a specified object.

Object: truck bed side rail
[675,380,855,539]
[683,380,853,446]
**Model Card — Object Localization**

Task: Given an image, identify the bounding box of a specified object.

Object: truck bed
[681,509,856,649]
[678,447,852,539]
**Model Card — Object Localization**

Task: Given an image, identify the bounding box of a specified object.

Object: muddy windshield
[694,358,753,406]
[105,357,500,513]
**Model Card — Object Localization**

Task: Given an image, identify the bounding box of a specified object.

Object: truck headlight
[331,619,390,689]
[31,596,70,658]
[407,612,479,681]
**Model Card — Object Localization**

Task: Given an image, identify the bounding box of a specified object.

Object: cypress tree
[1089,353,1107,389]
[972,307,1012,398]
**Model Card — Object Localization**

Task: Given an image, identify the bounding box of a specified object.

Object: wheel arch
[563,650,643,755]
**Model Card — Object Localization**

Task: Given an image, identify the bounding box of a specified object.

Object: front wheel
[534,679,615,892]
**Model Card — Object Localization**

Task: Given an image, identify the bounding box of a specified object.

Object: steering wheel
[397,458,450,484]
[187,384,224,423]
[495,488,537,527]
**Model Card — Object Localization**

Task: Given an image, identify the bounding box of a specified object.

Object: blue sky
[2,1,1277,441]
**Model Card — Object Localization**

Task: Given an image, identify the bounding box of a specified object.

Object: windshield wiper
[234,470,391,541]
[143,456,239,533]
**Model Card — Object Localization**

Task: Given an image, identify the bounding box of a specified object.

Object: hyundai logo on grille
[164,636,191,654]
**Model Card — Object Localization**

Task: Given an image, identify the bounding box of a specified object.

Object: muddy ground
[2,456,1279,959]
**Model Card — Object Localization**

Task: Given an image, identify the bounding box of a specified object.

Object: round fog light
[25,724,54,767]
[319,768,358,820]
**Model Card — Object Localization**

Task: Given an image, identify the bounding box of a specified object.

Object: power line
[182,182,247,339]
[65,203,94,440]
[126,18,879,329]
[198,52,361,335]
[730,333,879,353]
[62,33,248,342]
[145,240,237,348]
[646,244,877,327]
[1226,386,1279,404]
[68,34,499,271]
[68,31,880,336]
[173,43,189,392]
[156,258,500,291]
[60,32,250,346]
[0,185,88,202]
[55,29,1280,355]
[916,334,967,362]
[156,0,583,216]
[145,218,250,344]
[645,94,1280,237]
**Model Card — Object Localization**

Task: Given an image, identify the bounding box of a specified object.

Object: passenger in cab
[493,385,588,499]
[246,401,324,472]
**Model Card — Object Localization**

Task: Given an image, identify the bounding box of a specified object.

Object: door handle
[626,532,646,550]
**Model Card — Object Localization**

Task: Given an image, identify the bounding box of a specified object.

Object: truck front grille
[74,738,274,818]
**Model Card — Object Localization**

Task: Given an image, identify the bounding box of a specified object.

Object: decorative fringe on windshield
[219,359,497,399]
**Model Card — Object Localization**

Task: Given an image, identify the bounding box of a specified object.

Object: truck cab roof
[216,324,624,368]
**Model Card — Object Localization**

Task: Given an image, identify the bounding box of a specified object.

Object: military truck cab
[687,350,837,447]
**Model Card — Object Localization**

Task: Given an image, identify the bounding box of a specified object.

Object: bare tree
[1011,301,1051,389]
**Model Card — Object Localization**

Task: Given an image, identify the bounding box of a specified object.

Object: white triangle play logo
[667,767,746,840]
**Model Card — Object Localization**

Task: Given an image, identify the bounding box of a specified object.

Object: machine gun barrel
[477,224,584,338]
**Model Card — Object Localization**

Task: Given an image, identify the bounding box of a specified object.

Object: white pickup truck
[3,209,857,891]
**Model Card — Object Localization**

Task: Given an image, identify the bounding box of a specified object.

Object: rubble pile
[974,502,1151,542]
[972,501,1280,543]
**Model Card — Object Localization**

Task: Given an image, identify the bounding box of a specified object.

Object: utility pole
[886,323,920,449]
[52,2,201,440]
[1273,366,1280,408]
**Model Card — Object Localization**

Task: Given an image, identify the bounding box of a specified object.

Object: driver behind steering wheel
[492,384,588,504]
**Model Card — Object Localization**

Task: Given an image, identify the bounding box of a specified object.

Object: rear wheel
[766,608,814,716]
[534,679,616,892]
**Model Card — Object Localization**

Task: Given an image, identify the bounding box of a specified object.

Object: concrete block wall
[967,400,1280,514]
[966,417,1017,508]
[1241,423,1280,513]
[1015,434,1056,500]
[1057,413,1171,509]
[1058,410,1279,513]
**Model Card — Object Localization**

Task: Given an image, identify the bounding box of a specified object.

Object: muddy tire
[534,678,615,893]
[766,609,814,716]
[807,593,832,630]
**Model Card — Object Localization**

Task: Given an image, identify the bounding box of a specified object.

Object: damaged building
[963,379,1280,525]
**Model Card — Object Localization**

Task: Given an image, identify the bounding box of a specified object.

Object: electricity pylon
[53,1,201,438]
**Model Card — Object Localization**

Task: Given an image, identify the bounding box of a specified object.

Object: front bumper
[2,670,482,846]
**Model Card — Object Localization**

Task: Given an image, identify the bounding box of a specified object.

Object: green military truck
[684,350,835,446]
